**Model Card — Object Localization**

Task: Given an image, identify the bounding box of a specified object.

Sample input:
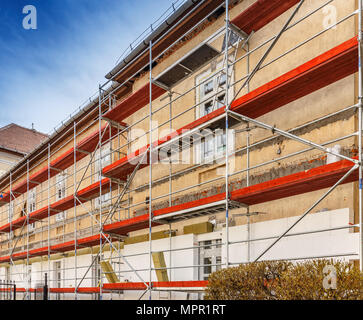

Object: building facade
[0,0,362,300]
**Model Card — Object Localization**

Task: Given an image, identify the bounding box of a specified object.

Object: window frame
[55,172,67,222]
[195,59,235,164]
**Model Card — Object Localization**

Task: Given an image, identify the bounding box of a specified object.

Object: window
[8,202,14,239]
[53,261,62,300]
[198,239,222,281]
[55,172,67,222]
[27,189,36,232]
[95,143,112,208]
[196,59,233,119]
[28,189,36,213]
[95,143,111,179]
[56,172,66,200]
[92,256,101,287]
[195,60,234,163]
[25,265,31,289]
[95,191,111,209]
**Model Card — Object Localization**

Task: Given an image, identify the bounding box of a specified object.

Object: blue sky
[0,0,173,134]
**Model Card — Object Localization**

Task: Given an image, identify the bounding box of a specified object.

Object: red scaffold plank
[0,287,27,293]
[0,206,53,233]
[153,193,226,218]
[231,0,301,34]
[0,178,116,233]
[103,213,161,236]
[103,193,225,235]
[101,145,150,181]
[102,107,227,180]
[0,157,355,264]
[230,37,358,118]
[50,125,118,171]
[103,280,208,291]
[0,233,115,264]
[103,83,167,125]
[48,287,103,294]
[51,234,112,253]
[103,159,357,236]
[102,38,358,181]
[0,124,118,206]
[231,158,358,205]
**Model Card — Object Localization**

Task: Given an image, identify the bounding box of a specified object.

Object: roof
[0,123,48,155]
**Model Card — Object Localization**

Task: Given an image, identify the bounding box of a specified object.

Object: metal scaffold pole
[224,0,230,269]
[358,0,363,272]
[98,84,103,300]
[73,121,78,300]
[148,39,153,301]
[26,160,30,300]
[47,143,51,301]
[9,172,13,293]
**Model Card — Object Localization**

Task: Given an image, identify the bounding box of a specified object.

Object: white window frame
[27,189,36,232]
[94,143,112,208]
[198,239,222,281]
[95,142,111,177]
[95,191,111,209]
[8,201,14,239]
[55,172,67,222]
[53,261,62,300]
[195,60,235,164]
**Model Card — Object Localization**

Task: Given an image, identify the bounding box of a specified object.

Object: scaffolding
[0,0,362,300]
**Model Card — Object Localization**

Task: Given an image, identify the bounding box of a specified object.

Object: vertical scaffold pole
[73,121,78,300]
[98,84,103,299]
[224,0,230,269]
[149,39,153,300]
[47,143,51,301]
[246,42,251,263]
[358,0,363,272]
[9,172,13,285]
[26,159,30,300]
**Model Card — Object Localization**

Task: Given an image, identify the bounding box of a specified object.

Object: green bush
[204,259,362,300]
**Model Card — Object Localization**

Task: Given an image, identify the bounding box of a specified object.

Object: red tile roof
[0,123,48,155]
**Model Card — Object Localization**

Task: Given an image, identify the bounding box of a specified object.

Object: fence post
[43,273,48,301]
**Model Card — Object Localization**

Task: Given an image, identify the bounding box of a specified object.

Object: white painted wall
[224,208,358,264]
[0,208,359,300]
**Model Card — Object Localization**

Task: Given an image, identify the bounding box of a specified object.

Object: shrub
[274,259,362,300]
[204,259,362,300]
[204,260,290,300]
